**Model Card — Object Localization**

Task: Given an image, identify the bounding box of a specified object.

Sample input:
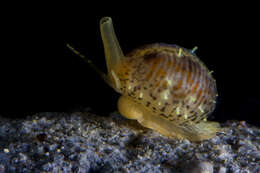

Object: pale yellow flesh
[100,17,124,77]
[118,96,220,141]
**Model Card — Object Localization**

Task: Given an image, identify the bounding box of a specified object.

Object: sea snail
[68,17,220,141]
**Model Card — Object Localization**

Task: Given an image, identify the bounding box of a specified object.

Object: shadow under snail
[67,17,220,141]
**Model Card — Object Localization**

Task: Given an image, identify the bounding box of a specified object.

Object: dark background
[0,3,259,126]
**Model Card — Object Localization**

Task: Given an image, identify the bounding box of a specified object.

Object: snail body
[71,17,220,141]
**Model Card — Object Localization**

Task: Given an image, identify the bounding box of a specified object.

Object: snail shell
[100,17,219,141]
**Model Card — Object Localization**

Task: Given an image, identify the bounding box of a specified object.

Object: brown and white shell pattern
[115,43,217,127]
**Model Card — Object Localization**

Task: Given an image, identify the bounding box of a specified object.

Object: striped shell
[116,43,217,126]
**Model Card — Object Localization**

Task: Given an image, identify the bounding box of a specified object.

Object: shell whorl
[116,43,217,126]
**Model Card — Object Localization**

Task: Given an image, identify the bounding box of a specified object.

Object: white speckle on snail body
[176,107,180,115]
[199,105,205,113]
[166,77,172,86]
[178,48,183,57]
[161,89,170,100]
